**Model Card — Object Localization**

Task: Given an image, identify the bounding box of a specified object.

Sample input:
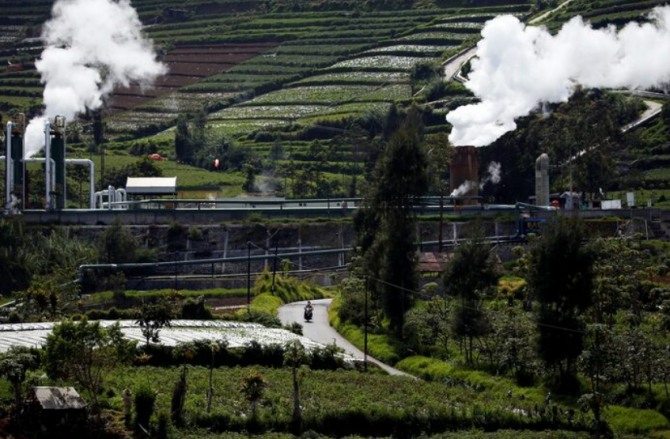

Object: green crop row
[328,55,430,71]
[212,104,329,120]
[242,84,410,106]
[291,71,409,86]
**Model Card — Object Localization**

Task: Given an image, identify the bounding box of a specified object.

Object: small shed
[27,386,87,432]
[418,252,450,278]
[125,176,177,197]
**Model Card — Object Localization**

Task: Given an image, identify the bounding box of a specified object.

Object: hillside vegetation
[0,0,668,202]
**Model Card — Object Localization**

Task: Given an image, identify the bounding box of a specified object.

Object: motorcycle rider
[304,300,313,320]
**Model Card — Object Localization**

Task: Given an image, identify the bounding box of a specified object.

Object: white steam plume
[450,180,475,197]
[479,161,501,190]
[25,0,166,158]
[447,6,670,147]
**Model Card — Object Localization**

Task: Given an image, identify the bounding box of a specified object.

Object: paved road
[277,298,412,377]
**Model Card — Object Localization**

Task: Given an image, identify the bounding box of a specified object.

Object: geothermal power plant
[3,114,96,212]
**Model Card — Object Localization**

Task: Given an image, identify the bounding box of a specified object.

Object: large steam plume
[447,6,670,147]
[25,0,166,157]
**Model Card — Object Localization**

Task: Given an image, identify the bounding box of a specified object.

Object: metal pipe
[78,247,354,281]
[44,120,51,210]
[5,122,12,211]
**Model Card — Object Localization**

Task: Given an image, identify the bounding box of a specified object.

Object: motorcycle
[304,306,313,322]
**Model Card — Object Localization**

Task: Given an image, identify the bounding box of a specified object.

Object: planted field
[291,71,410,86]
[242,84,411,105]
[329,55,430,71]
[107,43,277,113]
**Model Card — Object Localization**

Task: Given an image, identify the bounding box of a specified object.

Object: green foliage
[528,218,595,389]
[136,294,178,345]
[105,157,163,189]
[253,269,326,305]
[44,318,137,411]
[0,219,34,296]
[330,295,401,365]
[402,297,451,358]
[98,217,142,264]
[105,365,596,437]
[604,405,669,434]
[0,346,40,411]
[135,382,157,430]
[356,106,430,332]
[240,369,268,421]
[337,275,367,326]
[443,231,498,365]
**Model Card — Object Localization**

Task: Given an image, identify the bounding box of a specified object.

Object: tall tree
[442,231,498,366]
[527,218,595,391]
[44,318,136,412]
[355,106,429,333]
[175,114,194,164]
[284,339,308,434]
[0,219,33,296]
[0,346,39,414]
[136,294,177,345]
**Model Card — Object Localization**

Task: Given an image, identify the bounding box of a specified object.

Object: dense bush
[133,339,349,371]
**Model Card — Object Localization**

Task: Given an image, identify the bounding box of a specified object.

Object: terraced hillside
[0,0,668,201]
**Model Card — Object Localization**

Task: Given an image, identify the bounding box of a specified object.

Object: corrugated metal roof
[32,387,87,410]
[125,176,177,194]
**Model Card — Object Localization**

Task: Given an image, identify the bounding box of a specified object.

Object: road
[277,298,412,377]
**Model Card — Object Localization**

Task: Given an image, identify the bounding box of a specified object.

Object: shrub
[134,383,157,430]
[181,296,213,319]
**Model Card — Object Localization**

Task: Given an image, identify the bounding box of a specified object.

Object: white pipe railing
[5,122,13,211]
[44,120,52,210]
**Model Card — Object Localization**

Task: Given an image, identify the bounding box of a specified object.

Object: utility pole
[364,276,369,372]
[271,234,279,293]
[246,241,251,312]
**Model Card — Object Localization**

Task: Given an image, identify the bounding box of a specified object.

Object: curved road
[278,299,411,377]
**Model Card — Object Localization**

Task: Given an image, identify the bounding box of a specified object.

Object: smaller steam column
[450,145,479,205]
[535,153,550,207]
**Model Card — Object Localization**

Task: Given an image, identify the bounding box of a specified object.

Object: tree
[206,339,227,413]
[240,369,267,422]
[355,106,429,333]
[98,217,140,263]
[175,114,194,163]
[488,306,537,383]
[171,342,194,427]
[662,101,670,127]
[527,218,595,391]
[136,295,177,345]
[424,133,453,251]
[44,318,136,412]
[0,346,39,414]
[578,324,618,432]
[284,339,308,434]
[0,219,34,296]
[402,296,451,358]
[442,231,498,366]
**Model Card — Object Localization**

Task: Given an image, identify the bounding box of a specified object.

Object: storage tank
[450,145,479,204]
